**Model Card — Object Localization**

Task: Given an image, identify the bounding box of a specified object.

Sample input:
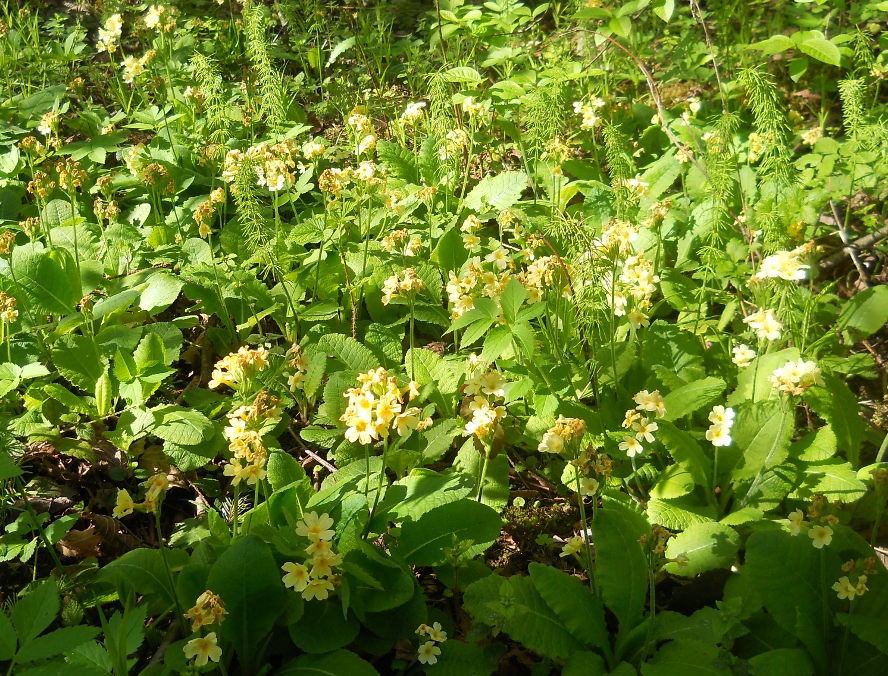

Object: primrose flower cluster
[619,390,666,458]
[743,308,783,342]
[223,392,282,487]
[538,415,586,455]
[208,345,270,390]
[184,590,227,633]
[222,139,304,192]
[415,622,448,665]
[341,368,428,445]
[832,558,877,601]
[752,244,812,282]
[462,363,508,440]
[573,96,606,130]
[113,473,169,519]
[97,14,123,54]
[381,268,426,305]
[769,358,822,396]
[787,496,839,551]
[705,405,734,448]
[282,512,342,601]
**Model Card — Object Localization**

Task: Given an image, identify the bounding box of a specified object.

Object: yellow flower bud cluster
[184,590,228,632]
[341,368,426,445]
[381,268,425,306]
[208,345,270,390]
[223,392,280,486]
[97,14,123,55]
[111,473,168,519]
[282,512,342,601]
[769,358,822,396]
[194,187,226,238]
[538,415,586,454]
[222,140,301,192]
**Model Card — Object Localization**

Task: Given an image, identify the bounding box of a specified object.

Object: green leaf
[96,548,186,609]
[0,611,17,661]
[743,529,833,644]
[0,363,22,398]
[747,35,795,56]
[501,576,585,660]
[663,522,740,577]
[11,243,79,316]
[746,649,814,676]
[594,503,649,634]
[52,335,106,392]
[0,451,22,481]
[804,374,864,468]
[207,536,287,672]
[794,34,841,66]
[796,460,866,502]
[791,426,837,463]
[453,442,510,512]
[730,401,792,482]
[650,465,695,500]
[11,579,58,645]
[656,421,711,489]
[134,332,166,372]
[389,470,472,521]
[266,451,309,491]
[139,272,184,315]
[499,279,526,325]
[646,496,716,530]
[277,649,379,676]
[663,378,725,421]
[376,140,419,183]
[287,600,359,654]
[396,499,502,566]
[442,66,484,83]
[15,626,100,663]
[464,171,527,212]
[641,639,728,675]
[363,323,403,369]
[433,224,469,277]
[317,333,377,372]
[528,563,608,651]
[480,325,513,362]
[154,407,215,446]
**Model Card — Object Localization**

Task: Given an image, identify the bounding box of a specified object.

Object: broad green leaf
[453,441,509,512]
[442,66,484,83]
[656,421,711,489]
[420,420,462,464]
[529,563,608,650]
[464,171,527,212]
[746,649,814,676]
[15,626,100,664]
[804,374,864,468]
[376,140,419,183]
[650,465,695,500]
[642,639,728,675]
[266,450,309,492]
[842,564,888,653]
[730,401,792,482]
[207,536,287,673]
[396,499,501,566]
[139,273,184,315]
[594,503,649,634]
[133,332,166,372]
[662,377,725,421]
[317,333,377,372]
[0,451,22,481]
[796,460,866,502]
[790,426,836,462]
[153,407,215,446]
[835,286,888,339]
[747,35,795,56]
[480,325,513,362]
[363,323,403,369]
[91,289,140,321]
[11,580,58,645]
[499,279,526,325]
[794,34,841,66]
[433,224,469,276]
[663,522,740,577]
[96,548,187,610]
[646,496,716,530]
[0,363,22,398]
[51,334,106,392]
[501,576,586,660]
[277,649,379,676]
[0,611,16,661]
[12,244,79,316]
[287,599,359,654]
[41,199,77,229]
[742,529,835,643]
[389,470,472,521]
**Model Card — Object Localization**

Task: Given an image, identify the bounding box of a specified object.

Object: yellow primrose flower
[113,489,135,519]
[808,525,833,549]
[296,512,335,542]
[302,577,335,601]
[282,562,310,591]
[832,576,857,601]
[183,632,222,667]
[418,640,442,665]
[787,509,805,536]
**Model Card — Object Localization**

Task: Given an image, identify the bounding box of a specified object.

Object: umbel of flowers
[415,621,448,665]
[340,368,428,445]
[282,512,342,601]
[113,473,169,519]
